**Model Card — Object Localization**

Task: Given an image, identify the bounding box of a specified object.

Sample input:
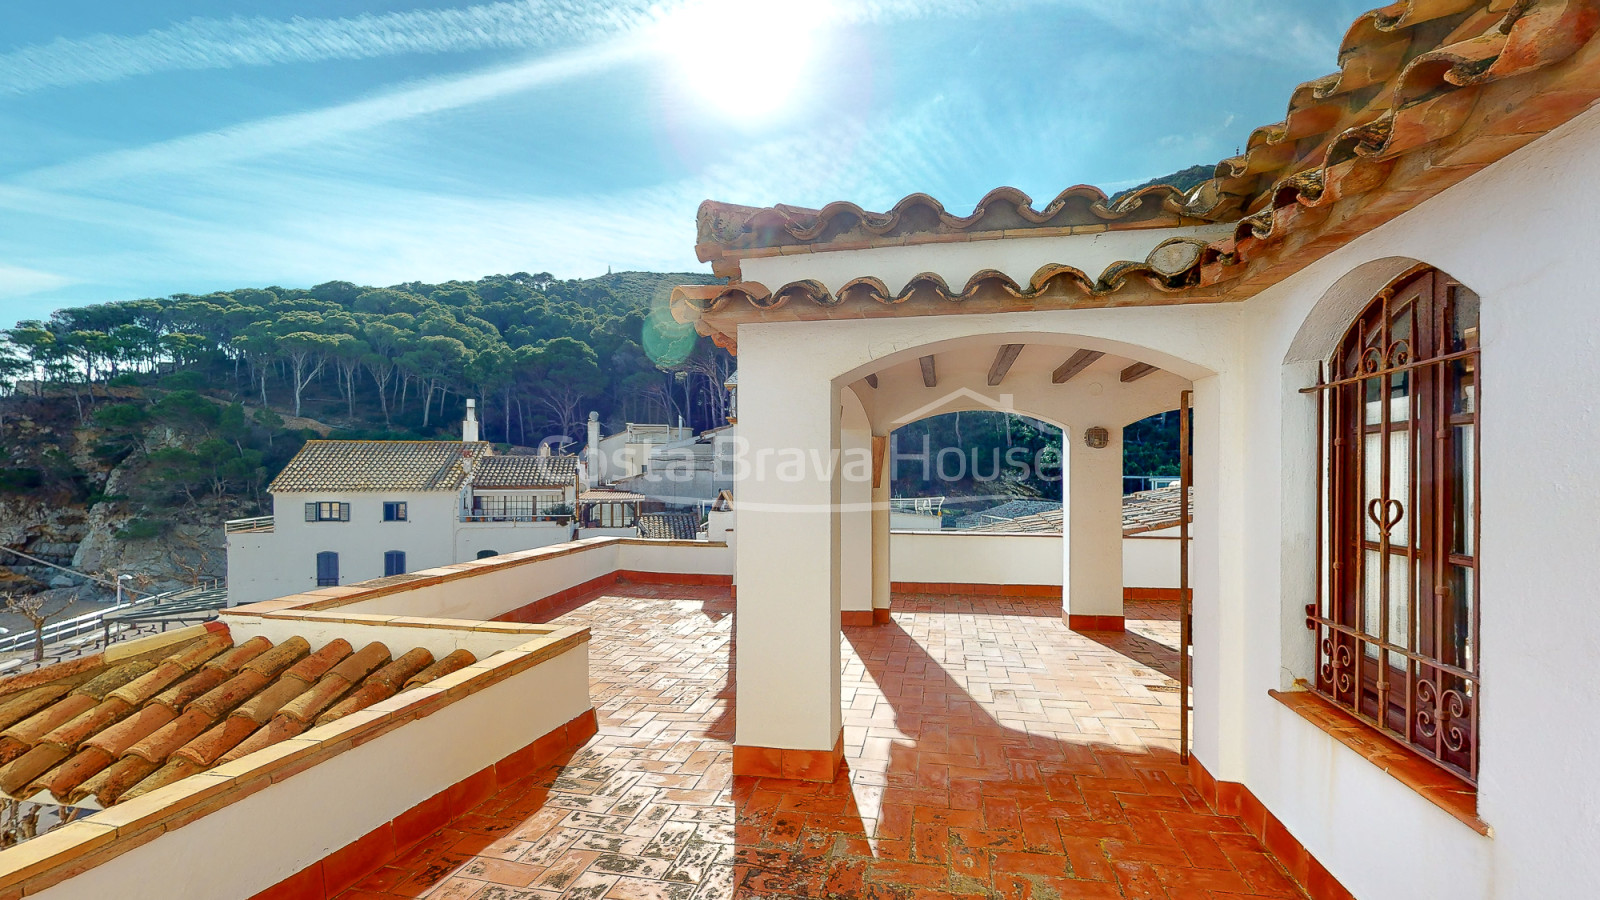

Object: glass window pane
[1452,424,1476,558]
[1451,286,1480,353]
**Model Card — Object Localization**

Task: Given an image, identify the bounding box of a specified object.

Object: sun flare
[663,0,829,122]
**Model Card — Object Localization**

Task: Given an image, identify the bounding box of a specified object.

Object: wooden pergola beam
[919,355,937,388]
[1121,362,1159,383]
[987,344,1025,387]
[1052,349,1103,384]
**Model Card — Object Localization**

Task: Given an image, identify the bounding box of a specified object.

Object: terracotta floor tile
[329,589,1306,900]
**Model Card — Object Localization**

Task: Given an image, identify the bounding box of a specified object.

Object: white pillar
[1065,424,1125,629]
[871,439,891,622]
[839,391,874,624]
[733,338,843,778]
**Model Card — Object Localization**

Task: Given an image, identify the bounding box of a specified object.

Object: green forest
[0,270,728,445]
[0,268,1176,521]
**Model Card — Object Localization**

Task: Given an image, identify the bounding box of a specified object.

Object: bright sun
[663,0,828,123]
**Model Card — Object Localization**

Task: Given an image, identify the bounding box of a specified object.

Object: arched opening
[1304,264,1481,783]
[887,410,1063,530]
[476,549,499,560]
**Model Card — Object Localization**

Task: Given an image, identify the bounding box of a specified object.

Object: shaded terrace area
[329,586,1304,900]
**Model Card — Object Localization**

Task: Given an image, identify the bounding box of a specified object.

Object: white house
[662,6,1600,895]
[227,430,580,605]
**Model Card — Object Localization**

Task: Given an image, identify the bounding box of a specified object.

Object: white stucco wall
[227,492,459,606]
[1207,98,1600,900]
[30,631,590,900]
[889,531,1062,588]
[722,98,1600,898]
[1122,530,1183,589]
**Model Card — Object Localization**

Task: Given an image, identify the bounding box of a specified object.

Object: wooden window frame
[1306,266,1481,785]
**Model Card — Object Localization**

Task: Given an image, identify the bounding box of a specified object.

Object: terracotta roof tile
[314,647,435,726]
[0,628,452,810]
[675,0,1600,334]
[403,648,476,690]
[472,454,580,489]
[269,441,490,493]
[636,513,701,541]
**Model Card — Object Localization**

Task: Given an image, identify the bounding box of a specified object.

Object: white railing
[224,516,275,534]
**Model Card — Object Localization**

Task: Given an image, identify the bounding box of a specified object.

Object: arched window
[1311,266,1479,783]
[476,550,498,560]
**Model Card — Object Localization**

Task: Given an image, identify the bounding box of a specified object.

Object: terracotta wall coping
[0,621,591,896]
[1269,688,1488,836]
[228,536,728,616]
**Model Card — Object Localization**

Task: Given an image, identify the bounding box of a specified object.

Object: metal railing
[0,584,230,666]
[224,516,275,534]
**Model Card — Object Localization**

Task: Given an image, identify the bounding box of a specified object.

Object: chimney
[463,399,479,442]
[460,446,474,475]
[539,442,551,458]
[586,411,602,483]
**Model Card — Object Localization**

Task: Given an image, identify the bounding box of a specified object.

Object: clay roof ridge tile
[403,648,477,690]
[313,648,434,727]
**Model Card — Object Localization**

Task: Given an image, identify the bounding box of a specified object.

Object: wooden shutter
[305,503,316,522]
[340,503,351,522]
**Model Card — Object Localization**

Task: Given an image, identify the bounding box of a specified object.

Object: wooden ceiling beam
[919,355,937,388]
[987,344,1025,386]
[1121,362,1159,383]
[1052,349,1103,384]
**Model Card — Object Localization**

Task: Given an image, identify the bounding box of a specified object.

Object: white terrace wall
[334,538,733,621]
[1216,98,1600,900]
[889,531,1062,588]
[30,629,589,900]
[1123,529,1183,590]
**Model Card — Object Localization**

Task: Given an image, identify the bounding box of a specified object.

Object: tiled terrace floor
[338,588,1306,900]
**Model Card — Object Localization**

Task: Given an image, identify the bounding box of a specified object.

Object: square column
[732,345,844,781]
[871,441,892,624]
[1065,425,1126,631]
[839,393,874,625]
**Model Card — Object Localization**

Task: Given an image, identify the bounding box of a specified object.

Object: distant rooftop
[269,441,488,493]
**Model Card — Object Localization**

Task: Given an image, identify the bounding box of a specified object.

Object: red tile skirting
[494,571,733,624]
[733,732,844,783]
[840,610,876,626]
[872,608,891,625]
[891,581,1059,598]
[1123,587,1187,601]
[247,707,598,900]
[1187,755,1357,900]
[1066,614,1126,632]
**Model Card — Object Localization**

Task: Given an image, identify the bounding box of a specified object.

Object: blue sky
[0,0,1371,322]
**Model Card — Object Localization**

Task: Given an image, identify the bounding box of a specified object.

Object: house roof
[0,623,474,809]
[674,1,1600,340]
[473,454,579,490]
[958,485,1190,535]
[269,441,489,493]
[579,489,648,503]
[636,513,701,540]
[953,500,1063,530]
[1122,486,1192,535]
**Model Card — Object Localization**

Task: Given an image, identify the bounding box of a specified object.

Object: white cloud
[0,1,668,95]
[0,265,75,301]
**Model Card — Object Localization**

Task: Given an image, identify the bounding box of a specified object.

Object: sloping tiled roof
[1121,486,1192,535]
[269,441,489,493]
[0,624,475,808]
[473,454,579,489]
[953,500,1063,530]
[579,489,647,503]
[636,513,701,540]
[676,1,1600,334]
[958,486,1190,535]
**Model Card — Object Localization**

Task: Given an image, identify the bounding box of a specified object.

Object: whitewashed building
[226,438,579,605]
